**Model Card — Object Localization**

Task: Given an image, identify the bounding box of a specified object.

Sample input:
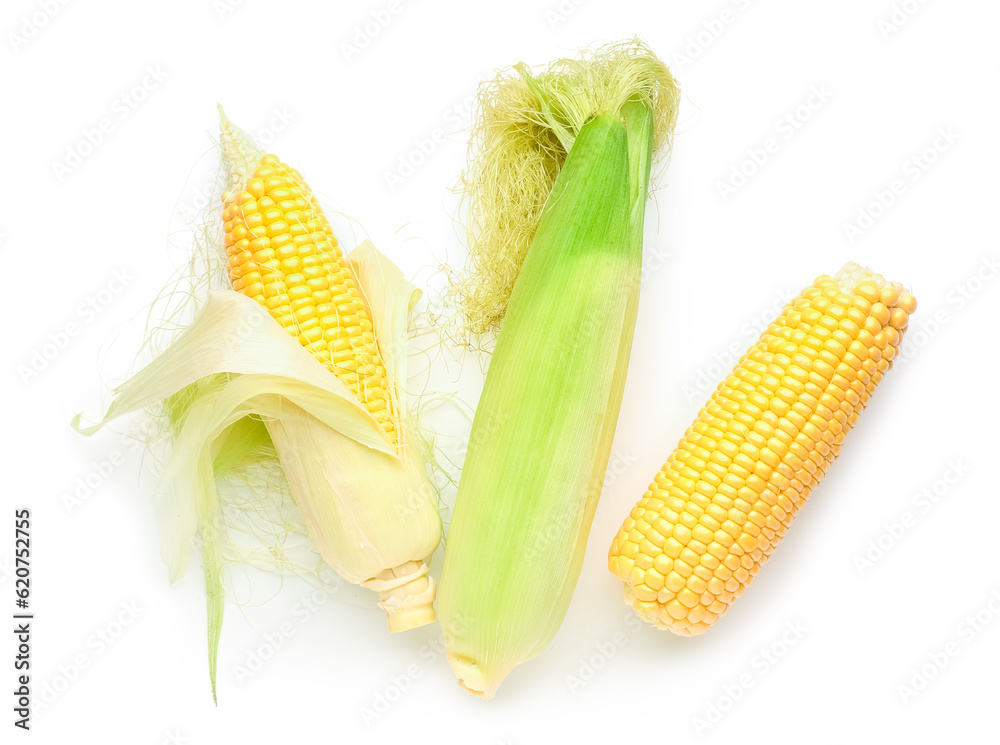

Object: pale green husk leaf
[444,38,680,338]
[74,240,427,702]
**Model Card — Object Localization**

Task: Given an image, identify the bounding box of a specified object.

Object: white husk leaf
[74,241,434,583]
[265,399,438,583]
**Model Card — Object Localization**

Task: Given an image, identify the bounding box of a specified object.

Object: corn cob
[220,114,396,441]
[77,111,442,702]
[609,262,916,635]
[216,110,439,635]
[438,42,680,698]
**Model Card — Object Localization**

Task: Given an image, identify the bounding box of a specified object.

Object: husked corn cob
[220,118,396,442]
[609,262,916,635]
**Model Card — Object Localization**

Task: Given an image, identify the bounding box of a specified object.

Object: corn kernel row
[221,153,396,442]
[609,263,916,635]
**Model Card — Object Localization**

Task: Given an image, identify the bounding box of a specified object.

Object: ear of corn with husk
[437,40,680,699]
[75,112,441,701]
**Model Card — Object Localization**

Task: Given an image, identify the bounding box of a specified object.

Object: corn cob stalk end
[362,560,436,632]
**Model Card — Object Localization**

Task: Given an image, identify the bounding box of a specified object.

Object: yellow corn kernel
[220,135,396,443]
[609,262,916,636]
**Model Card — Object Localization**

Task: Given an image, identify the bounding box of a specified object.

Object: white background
[4,0,999,742]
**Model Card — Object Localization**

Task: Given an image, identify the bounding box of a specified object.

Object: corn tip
[363,560,437,632]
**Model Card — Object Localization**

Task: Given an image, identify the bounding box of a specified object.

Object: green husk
[437,40,679,698]
[446,39,679,338]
